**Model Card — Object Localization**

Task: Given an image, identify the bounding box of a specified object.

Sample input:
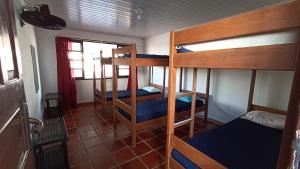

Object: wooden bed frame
[166,1,300,169]
[92,50,166,110]
[112,44,210,147]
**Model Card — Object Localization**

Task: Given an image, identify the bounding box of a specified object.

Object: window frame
[116,65,130,78]
[68,40,84,80]
[116,44,129,78]
[68,39,129,80]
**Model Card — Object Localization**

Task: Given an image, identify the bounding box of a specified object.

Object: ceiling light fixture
[135,8,143,20]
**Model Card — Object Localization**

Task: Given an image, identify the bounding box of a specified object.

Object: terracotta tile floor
[64,104,219,169]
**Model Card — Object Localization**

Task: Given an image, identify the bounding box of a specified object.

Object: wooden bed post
[112,49,117,130]
[100,51,105,110]
[190,68,198,138]
[179,67,183,92]
[162,66,166,96]
[148,66,151,86]
[131,44,137,147]
[204,68,211,124]
[277,33,300,169]
[93,56,97,109]
[166,32,177,169]
[247,70,256,112]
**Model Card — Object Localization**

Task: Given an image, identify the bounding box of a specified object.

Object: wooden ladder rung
[174,118,192,128]
[115,99,132,113]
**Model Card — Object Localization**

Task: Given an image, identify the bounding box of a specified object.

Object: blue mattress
[172,118,282,169]
[177,47,192,53]
[95,89,161,101]
[122,54,169,58]
[119,98,203,123]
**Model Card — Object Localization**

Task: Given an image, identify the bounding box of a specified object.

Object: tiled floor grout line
[138,133,165,169]
[75,114,99,169]
[66,105,219,169]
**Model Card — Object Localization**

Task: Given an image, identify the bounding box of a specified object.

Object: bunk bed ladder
[204,68,211,124]
[112,49,117,130]
[112,44,138,147]
[130,44,137,147]
[93,56,97,109]
[93,51,105,110]
[175,68,197,138]
[166,31,177,169]
[100,51,106,110]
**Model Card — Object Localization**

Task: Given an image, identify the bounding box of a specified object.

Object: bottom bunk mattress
[172,118,282,169]
[95,89,161,101]
[119,98,203,123]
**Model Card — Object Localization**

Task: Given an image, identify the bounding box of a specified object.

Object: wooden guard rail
[176,92,193,99]
[172,134,226,169]
[173,1,300,45]
[251,104,287,115]
[173,44,297,70]
[114,99,132,114]
[182,89,208,99]
[113,45,132,55]
[174,118,192,128]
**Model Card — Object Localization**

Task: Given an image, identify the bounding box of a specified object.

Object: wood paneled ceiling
[25,0,287,38]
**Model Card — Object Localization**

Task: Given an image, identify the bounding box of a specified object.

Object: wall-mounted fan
[20,4,66,30]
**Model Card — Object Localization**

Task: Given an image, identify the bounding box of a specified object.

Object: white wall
[15,0,43,119]
[36,28,146,103]
[145,32,294,123]
[145,32,182,93]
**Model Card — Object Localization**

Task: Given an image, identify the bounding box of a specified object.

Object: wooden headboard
[249,104,287,115]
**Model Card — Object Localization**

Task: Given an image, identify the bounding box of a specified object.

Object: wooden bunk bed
[92,50,166,110]
[112,44,210,147]
[166,1,300,169]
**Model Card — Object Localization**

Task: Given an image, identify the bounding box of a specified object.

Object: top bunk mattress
[95,89,161,101]
[172,118,282,169]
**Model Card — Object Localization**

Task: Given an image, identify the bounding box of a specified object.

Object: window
[117,65,129,77]
[69,41,83,78]
[68,40,129,79]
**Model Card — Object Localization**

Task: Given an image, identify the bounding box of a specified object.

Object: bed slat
[136,58,168,66]
[136,116,166,131]
[115,110,131,129]
[174,118,192,128]
[251,104,287,115]
[174,44,297,70]
[176,92,193,98]
[174,1,300,45]
[181,90,208,99]
[115,99,132,113]
[114,58,168,66]
[113,58,132,65]
[101,57,112,65]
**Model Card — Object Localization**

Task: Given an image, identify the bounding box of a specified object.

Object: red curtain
[127,66,138,90]
[56,37,77,109]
